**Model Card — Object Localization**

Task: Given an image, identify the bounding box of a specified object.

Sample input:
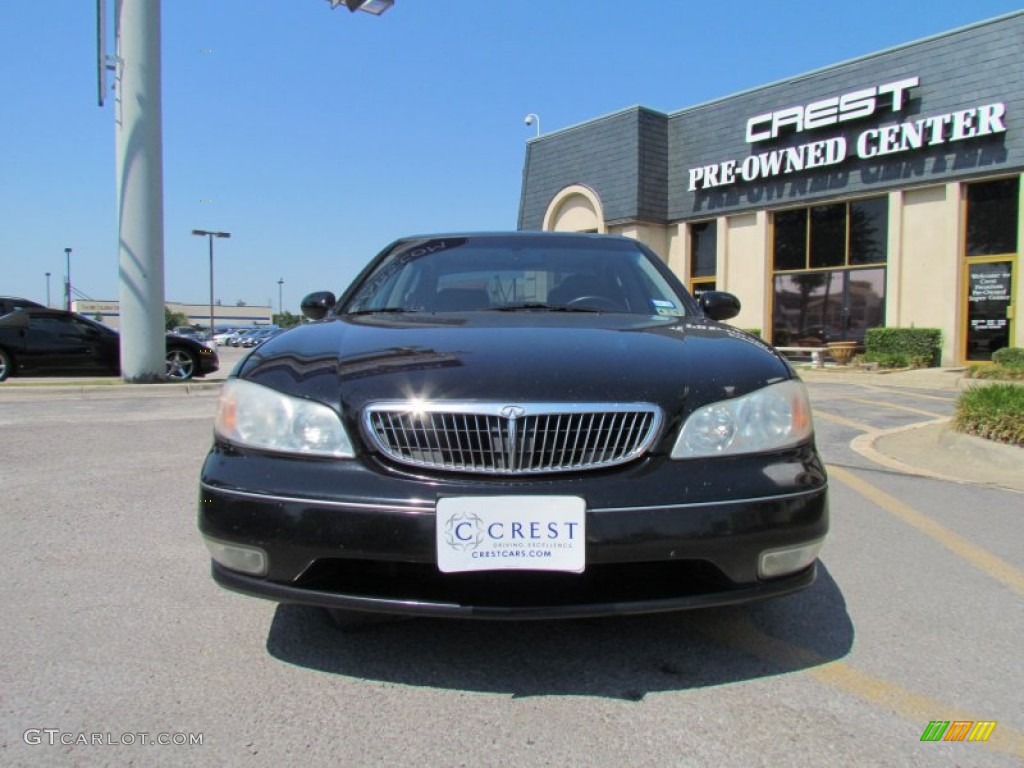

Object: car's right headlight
[671,379,813,458]
[215,378,355,458]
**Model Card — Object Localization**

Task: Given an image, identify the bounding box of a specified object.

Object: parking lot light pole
[191,230,231,336]
[277,278,284,318]
[64,247,72,311]
[45,272,51,307]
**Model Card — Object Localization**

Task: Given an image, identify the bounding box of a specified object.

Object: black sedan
[199,232,827,624]
[0,308,219,382]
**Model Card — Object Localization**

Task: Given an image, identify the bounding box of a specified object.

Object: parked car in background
[213,328,241,346]
[0,296,45,316]
[199,232,828,627]
[239,327,281,348]
[253,327,286,348]
[0,308,219,382]
[171,326,205,341]
[225,328,260,347]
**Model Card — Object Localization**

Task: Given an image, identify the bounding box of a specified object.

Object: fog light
[203,537,268,576]
[758,539,823,579]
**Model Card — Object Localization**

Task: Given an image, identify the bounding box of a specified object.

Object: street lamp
[45,272,51,307]
[277,277,284,318]
[64,247,72,311]
[326,0,395,14]
[191,230,231,335]
[525,113,540,138]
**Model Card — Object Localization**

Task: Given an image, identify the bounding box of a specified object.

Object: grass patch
[965,364,1024,381]
[953,383,1024,447]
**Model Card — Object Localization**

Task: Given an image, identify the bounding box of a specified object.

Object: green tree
[273,310,302,328]
[164,306,189,330]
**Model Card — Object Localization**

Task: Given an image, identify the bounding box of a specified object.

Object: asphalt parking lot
[1,353,1021,767]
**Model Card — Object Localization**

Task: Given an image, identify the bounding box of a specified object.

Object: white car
[213,329,243,346]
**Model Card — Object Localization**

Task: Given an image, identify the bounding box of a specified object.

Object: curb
[0,380,224,398]
[852,419,1024,494]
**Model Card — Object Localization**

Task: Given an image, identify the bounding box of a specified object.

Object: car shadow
[265,563,852,700]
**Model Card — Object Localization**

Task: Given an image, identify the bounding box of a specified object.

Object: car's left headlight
[215,378,355,458]
[671,379,813,458]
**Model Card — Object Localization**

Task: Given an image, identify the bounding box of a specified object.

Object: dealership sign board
[687,77,1007,191]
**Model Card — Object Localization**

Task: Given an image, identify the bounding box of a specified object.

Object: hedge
[864,328,942,368]
[992,347,1024,369]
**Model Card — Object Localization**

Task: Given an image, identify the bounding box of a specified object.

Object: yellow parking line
[827,464,1024,598]
[855,383,958,403]
[842,396,947,419]
[697,612,1024,759]
[812,409,878,433]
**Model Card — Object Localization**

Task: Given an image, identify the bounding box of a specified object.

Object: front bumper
[198,443,828,619]
[197,352,219,377]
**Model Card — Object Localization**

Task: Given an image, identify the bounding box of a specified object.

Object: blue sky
[2,1,1021,313]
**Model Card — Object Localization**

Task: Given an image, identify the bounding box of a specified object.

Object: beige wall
[893,184,962,364]
[543,185,606,234]
[609,223,669,261]
[666,223,686,278]
[721,212,770,332]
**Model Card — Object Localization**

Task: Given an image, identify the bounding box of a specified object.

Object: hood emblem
[500,405,525,420]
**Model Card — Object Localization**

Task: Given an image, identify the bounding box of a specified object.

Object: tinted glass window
[809,204,846,269]
[849,197,888,265]
[345,237,694,317]
[689,221,716,278]
[966,178,1019,256]
[31,315,85,337]
[774,210,807,271]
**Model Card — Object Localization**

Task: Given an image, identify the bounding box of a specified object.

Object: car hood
[238,313,792,421]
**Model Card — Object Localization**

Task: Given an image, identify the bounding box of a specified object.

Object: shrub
[864,328,942,367]
[953,383,1024,446]
[869,352,911,369]
[742,328,762,338]
[992,347,1024,369]
[966,364,1024,381]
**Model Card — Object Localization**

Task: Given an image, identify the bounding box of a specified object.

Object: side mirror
[301,291,337,321]
[698,291,741,322]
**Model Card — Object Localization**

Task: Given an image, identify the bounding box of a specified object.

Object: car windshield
[343,236,693,317]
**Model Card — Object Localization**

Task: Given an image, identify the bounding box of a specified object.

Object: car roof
[390,231,637,244]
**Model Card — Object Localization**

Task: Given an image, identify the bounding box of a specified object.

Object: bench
[774,346,828,369]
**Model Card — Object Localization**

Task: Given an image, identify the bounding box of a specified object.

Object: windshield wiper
[486,303,601,313]
[346,307,420,316]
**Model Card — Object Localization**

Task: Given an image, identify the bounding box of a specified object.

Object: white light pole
[45,272,51,307]
[97,0,389,379]
[192,230,231,336]
[114,0,166,381]
[525,113,540,138]
[64,248,72,311]
[277,278,284,317]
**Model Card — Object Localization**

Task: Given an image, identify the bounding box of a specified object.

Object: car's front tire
[0,347,12,381]
[165,348,197,381]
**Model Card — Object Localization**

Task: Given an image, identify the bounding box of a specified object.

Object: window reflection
[772,268,885,346]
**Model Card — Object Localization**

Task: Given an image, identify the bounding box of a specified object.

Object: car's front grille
[363,402,662,475]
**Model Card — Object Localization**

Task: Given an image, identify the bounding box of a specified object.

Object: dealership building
[519,12,1022,364]
[72,300,273,331]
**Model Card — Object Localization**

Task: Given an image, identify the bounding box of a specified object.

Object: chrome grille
[363,403,662,475]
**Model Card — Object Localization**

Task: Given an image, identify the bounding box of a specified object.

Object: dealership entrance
[964,258,1015,361]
